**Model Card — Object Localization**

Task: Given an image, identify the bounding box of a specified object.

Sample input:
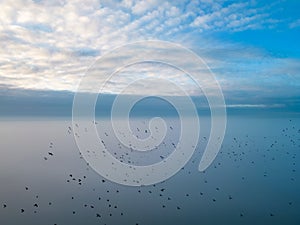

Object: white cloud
[131,0,159,15]
[227,104,285,108]
[122,0,134,9]
[191,2,278,32]
[289,19,300,29]
[0,0,296,97]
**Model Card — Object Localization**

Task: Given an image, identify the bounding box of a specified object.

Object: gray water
[0,116,299,225]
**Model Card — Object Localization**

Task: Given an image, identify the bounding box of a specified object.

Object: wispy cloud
[0,0,298,100]
[190,2,275,32]
[226,104,285,108]
[289,19,300,29]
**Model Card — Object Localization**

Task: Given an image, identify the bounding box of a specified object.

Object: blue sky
[0,0,299,115]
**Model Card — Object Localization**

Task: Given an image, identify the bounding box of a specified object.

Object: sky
[0,0,299,116]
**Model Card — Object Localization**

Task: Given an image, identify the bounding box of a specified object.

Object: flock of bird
[1,117,299,225]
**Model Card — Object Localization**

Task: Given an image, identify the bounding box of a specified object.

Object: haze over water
[0,114,299,225]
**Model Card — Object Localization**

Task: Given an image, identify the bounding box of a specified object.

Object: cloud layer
[0,0,299,100]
